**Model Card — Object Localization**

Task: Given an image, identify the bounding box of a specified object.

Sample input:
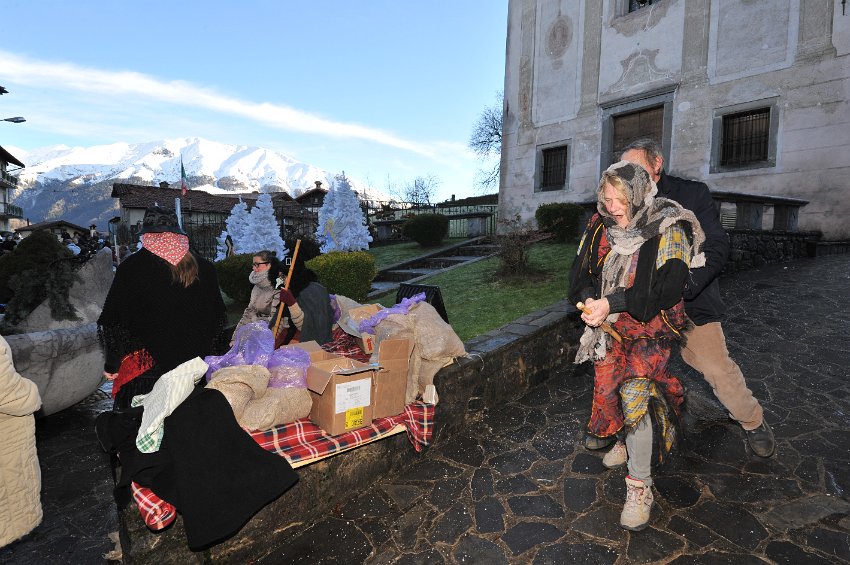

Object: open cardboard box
[286,341,377,435]
[340,304,383,353]
[372,338,414,419]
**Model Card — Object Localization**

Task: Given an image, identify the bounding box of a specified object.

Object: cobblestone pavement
[3,255,850,564]
[264,255,850,564]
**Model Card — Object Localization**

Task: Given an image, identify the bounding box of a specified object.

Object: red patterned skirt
[586,305,686,438]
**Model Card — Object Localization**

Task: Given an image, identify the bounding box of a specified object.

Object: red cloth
[321,326,371,363]
[112,350,155,399]
[131,401,434,531]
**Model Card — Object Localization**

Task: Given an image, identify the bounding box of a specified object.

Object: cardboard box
[305,354,376,435]
[372,338,414,419]
[339,304,383,354]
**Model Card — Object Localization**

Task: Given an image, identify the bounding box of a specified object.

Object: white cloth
[134,357,208,453]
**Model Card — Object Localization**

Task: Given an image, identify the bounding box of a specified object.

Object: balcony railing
[1,169,19,188]
[0,202,24,219]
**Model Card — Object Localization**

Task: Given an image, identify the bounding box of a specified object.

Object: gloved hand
[279,288,297,307]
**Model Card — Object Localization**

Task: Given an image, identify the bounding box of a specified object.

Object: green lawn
[368,238,468,270]
[374,242,577,342]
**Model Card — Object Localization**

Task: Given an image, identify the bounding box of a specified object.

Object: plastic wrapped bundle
[204,322,274,382]
[267,347,311,389]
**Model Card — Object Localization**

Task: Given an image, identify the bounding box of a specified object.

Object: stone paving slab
[2,255,850,564]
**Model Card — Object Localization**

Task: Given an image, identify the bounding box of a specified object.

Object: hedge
[306,251,376,303]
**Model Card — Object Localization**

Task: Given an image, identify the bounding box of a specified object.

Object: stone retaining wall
[725,229,821,272]
[119,301,584,563]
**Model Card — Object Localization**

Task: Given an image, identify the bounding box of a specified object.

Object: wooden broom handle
[272,239,301,338]
[576,301,623,343]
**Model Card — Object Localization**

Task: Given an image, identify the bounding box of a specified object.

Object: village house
[0,145,25,234]
[15,219,89,241]
[109,182,317,258]
[500,0,850,239]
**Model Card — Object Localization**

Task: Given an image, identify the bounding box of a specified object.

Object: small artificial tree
[244,192,287,259]
[215,199,252,260]
[315,172,373,253]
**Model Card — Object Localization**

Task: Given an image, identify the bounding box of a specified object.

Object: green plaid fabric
[131,394,164,453]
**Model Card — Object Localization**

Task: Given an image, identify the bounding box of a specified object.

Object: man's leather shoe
[584,435,615,451]
[746,420,775,457]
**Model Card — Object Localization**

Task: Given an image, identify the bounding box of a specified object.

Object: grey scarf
[576,161,706,363]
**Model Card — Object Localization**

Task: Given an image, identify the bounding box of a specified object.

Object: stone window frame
[710,98,779,174]
[535,141,571,193]
[600,87,675,176]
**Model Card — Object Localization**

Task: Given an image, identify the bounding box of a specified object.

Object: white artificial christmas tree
[244,192,287,259]
[316,172,373,253]
[215,199,252,260]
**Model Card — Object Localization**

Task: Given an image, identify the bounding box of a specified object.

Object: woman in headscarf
[232,249,281,341]
[272,240,335,348]
[98,206,227,410]
[568,161,705,531]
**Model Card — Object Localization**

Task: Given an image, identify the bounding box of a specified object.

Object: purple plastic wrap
[267,347,311,388]
[358,292,426,335]
[204,322,311,387]
[329,294,342,323]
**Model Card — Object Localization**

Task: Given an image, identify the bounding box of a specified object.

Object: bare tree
[403,174,441,206]
[469,91,503,190]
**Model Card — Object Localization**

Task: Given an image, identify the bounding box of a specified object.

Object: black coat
[98,248,227,399]
[656,172,729,325]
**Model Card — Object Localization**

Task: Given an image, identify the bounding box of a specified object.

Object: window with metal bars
[628,0,656,13]
[540,146,569,191]
[721,108,770,167]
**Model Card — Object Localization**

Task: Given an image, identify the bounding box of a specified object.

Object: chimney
[159,181,169,188]
[315,181,322,190]
[451,194,456,202]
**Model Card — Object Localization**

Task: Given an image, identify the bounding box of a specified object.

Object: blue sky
[0,0,508,201]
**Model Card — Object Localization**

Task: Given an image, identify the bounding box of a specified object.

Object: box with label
[372,338,414,419]
[305,355,376,435]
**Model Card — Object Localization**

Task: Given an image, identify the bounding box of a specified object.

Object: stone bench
[711,191,808,232]
[117,301,583,563]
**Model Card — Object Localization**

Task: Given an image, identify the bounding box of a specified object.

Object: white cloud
[0,50,437,157]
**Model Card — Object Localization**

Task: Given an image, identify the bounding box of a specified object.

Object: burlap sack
[241,387,313,431]
[206,365,271,419]
[376,302,466,403]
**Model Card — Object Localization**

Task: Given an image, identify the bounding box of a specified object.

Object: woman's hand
[103,371,118,381]
[581,297,610,327]
[279,288,297,307]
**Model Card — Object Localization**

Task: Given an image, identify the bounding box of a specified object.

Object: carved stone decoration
[606,49,672,95]
[546,16,572,59]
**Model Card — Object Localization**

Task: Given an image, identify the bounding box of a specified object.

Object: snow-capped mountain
[7,137,385,229]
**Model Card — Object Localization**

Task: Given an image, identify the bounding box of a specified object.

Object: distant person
[0,335,43,548]
[618,138,774,458]
[232,250,281,341]
[98,206,227,410]
[569,161,705,530]
[0,234,16,254]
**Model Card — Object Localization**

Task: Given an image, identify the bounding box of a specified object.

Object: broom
[272,239,301,338]
[576,301,623,343]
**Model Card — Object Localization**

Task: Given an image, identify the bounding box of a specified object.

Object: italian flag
[180,158,189,196]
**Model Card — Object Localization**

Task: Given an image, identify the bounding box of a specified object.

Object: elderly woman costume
[568,161,705,531]
[98,206,227,410]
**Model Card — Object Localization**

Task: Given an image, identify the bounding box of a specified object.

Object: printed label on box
[345,407,365,429]
[335,377,371,414]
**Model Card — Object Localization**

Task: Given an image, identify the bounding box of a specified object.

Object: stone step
[376,268,441,282]
[419,256,476,269]
[448,244,501,257]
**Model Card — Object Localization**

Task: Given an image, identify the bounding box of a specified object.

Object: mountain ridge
[8,137,382,229]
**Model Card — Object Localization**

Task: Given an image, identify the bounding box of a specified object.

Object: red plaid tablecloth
[131,401,434,531]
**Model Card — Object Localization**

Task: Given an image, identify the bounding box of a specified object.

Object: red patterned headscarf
[141,232,189,265]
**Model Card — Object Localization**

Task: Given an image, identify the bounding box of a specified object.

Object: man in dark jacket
[617,138,775,458]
